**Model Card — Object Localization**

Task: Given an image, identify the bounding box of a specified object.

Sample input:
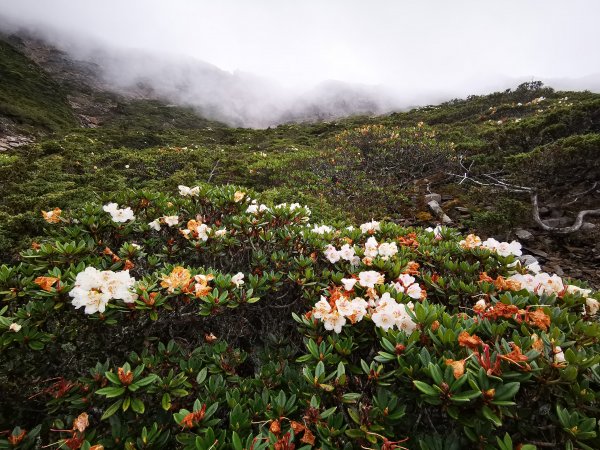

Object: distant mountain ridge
[0,23,400,128]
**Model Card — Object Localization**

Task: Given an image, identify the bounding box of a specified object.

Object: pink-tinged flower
[371,308,396,331]
[324,245,340,263]
[231,272,245,288]
[358,271,384,288]
[313,296,332,320]
[339,244,356,261]
[322,311,346,333]
[360,220,380,234]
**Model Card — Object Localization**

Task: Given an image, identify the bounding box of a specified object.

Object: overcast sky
[2,0,599,95]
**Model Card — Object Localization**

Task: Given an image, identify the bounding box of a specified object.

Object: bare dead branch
[448,157,600,234]
[530,192,600,234]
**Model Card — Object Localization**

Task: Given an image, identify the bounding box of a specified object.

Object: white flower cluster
[425,225,443,239]
[371,292,417,333]
[508,272,564,296]
[460,234,522,257]
[246,201,269,214]
[70,267,136,314]
[313,296,369,333]
[148,216,179,230]
[311,224,334,235]
[103,203,135,223]
[178,185,200,197]
[390,274,423,299]
[324,244,359,265]
[360,220,380,234]
[363,236,398,261]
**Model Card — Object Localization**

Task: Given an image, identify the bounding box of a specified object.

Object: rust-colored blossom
[274,432,295,450]
[73,412,89,433]
[180,404,206,428]
[118,367,133,386]
[403,261,420,276]
[123,260,135,270]
[531,333,544,352]
[524,309,551,331]
[445,358,466,379]
[34,276,59,291]
[485,303,519,320]
[397,233,419,249]
[42,207,62,223]
[499,344,531,371]
[458,331,484,350]
[270,419,281,435]
[8,429,26,446]
[300,428,315,445]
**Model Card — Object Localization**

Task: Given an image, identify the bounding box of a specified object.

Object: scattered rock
[524,247,548,258]
[515,229,534,241]
[519,255,539,266]
[543,217,572,228]
[455,206,470,214]
[441,194,454,201]
[538,206,550,215]
[424,193,441,203]
[550,208,564,218]
[427,200,453,224]
[581,222,597,231]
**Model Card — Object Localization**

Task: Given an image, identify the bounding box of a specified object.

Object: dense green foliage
[1,186,598,449]
[1,39,599,449]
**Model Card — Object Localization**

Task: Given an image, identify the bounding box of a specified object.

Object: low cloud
[1,1,599,127]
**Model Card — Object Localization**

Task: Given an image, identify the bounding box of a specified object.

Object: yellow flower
[161,267,191,293]
[42,207,62,223]
[234,191,245,202]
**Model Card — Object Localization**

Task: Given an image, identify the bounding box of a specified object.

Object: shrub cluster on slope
[1,185,598,449]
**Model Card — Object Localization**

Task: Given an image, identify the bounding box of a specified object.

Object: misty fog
[1,0,599,127]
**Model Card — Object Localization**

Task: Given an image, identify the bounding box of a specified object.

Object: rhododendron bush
[1,184,599,450]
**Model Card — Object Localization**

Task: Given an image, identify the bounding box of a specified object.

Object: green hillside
[0,39,77,132]
[0,38,600,450]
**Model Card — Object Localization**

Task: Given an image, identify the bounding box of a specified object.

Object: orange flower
[290,420,305,434]
[403,261,420,275]
[204,332,217,343]
[445,358,466,379]
[161,266,191,293]
[180,404,206,429]
[34,276,59,291]
[300,428,315,445]
[123,259,135,270]
[525,309,551,331]
[73,412,89,433]
[458,331,484,350]
[118,367,133,386]
[485,303,519,320]
[398,233,419,249]
[269,419,281,435]
[89,446,104,450]
[8,429,26,446]
[192,274,214,298]
[531,333,544,352]
[499,344,531,371]
[42,207,62,223]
